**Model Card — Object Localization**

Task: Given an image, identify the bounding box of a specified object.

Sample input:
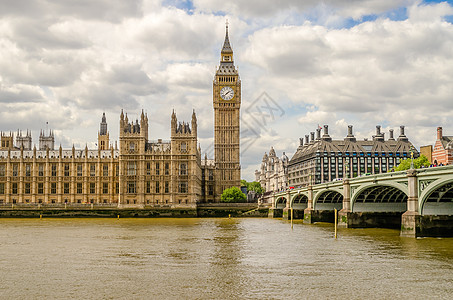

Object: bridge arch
[351,184,407,212]
[420,178,453,215]
[290,193,308,210]
[313,189,343,211]
[275,196,287,209]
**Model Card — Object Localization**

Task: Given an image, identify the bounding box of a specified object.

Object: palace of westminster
[0,25,241,206]
[0,24,424,207]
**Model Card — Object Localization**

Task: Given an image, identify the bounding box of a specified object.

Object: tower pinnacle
[221,20,233,54]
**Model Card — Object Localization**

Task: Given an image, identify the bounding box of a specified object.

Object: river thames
[1,218,452,299]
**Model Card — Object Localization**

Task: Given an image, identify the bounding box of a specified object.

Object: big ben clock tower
[213,22,241,199]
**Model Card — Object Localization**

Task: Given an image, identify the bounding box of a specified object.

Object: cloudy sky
[1,0,453,180]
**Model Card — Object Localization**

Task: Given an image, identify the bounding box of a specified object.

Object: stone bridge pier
[400,169,419,237]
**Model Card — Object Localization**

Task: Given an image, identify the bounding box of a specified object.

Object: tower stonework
[213,23,241,198]
[98,112,110,150]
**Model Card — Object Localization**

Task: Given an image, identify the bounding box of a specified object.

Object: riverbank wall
[0,203,269,218]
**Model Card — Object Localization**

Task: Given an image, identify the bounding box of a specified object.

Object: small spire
[221,20,233,54]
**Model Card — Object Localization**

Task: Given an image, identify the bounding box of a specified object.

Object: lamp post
[410,146,414,169]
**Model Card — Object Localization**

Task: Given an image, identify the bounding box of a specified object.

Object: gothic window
[38,183,44,194]
[12,183,18,194]
[208,170,214,181]
[146,182,151,194]
[90,183,95,194]
[52,164,58,177]
[181,142,187,152]
[77,164,83,177]
[25,183,31,194]
[180,163,187,175]
[12,164,18,177]
[103,183,108,194]
[146,163,151,175]
[115,165,119,177]
[116,183,119,194]
[155,181,160,193]
[156,163,160,175]
[179,182,187,193]
[165,163,169,175]
[24,164,30,177]
[64,164,70,177]
[103,164,108,177]
[77,183,83,194]
[0,183,4,194]
[129,142,135,151]
[51,183,57,194]
[127,162,136,176]
[38,164,44,177]
[208,185,213,196]
[165,182,169,193]
[64,183,70,194]
[90,164,96,177]
[0,165,5,176]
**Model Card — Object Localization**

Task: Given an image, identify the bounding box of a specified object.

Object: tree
[240,180,264,195]
[394,155,430,171]
[220,186,247,203]
[247,181,264,194]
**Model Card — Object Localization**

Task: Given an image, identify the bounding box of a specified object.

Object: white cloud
[0,0,452,180]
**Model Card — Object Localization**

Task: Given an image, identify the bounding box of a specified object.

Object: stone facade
[431,127,453,165]
[213,23,241,199]
[0,24,241,205]
[288,125,418,187]
[255,147,288,203]
[0,110,201,206]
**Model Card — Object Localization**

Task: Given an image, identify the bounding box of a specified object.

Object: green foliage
[220,186,247,203]
[247,181,264,194]
[240,180,264,195]
[393,155,430,171]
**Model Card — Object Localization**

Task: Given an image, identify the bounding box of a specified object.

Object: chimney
[322,124,332,141]
[316,128,321,140]
[437,127,443,140]
[345,125,356,142]
[299,138,303,146]
[310,132,315,143]
[305,135,309,145]
[389,129,394,140]
[376,125,381,136]
[398,125,408,141]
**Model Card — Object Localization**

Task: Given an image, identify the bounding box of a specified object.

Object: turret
[140,109,148,141]
[98,112,109,150]
[191,110,197,137]
[39,128,55,150]
[171,110,177,134]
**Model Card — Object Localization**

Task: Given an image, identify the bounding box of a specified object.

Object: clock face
[220,86,234,100]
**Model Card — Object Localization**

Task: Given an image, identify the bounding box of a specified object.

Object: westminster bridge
[272,165,453,237]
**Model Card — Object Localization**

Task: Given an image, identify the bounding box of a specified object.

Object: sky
[1,0,453,181]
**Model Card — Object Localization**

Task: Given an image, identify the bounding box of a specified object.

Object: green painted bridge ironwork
[273,165,453,237]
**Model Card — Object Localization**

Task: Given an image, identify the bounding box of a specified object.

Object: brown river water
[0,218,452,299]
